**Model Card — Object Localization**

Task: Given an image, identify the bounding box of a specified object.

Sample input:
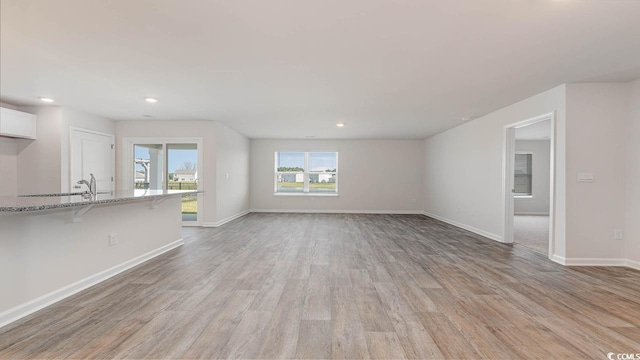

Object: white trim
[202,210,251,227]
[626,259,640,271]
[550,254,566,265]
[563,257,627,266]
[503,112,556,260]
[0,239,184,330]
[514,212,550,216]
[549,255,640,271]
[503,126,516,244]
[422,212,503,242]
[251,209,424,215]
[69,126,114,138]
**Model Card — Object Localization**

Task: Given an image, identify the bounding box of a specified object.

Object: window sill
[274,193,339,197]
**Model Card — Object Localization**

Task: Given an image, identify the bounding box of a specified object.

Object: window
[275,151,338,195]
[514,153,532,196]
[125,137,202,224]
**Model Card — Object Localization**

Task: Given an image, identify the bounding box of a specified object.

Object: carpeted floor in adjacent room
[514,215,549,255]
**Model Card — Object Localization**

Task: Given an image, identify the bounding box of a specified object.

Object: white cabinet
[0,107,37,139]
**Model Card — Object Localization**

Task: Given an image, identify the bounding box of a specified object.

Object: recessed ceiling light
[39,97,54,103]
[144,97,158,103]
[336,123,345,127]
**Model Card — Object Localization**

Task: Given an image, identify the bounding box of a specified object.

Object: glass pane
[277,174,304,193]
[514,154,532,195]
[309,152,337,172]
[309,173,337,193]
[277,152,305,172]
[167,143,198,221]
[180,193,198,221]
[134,144,164,190]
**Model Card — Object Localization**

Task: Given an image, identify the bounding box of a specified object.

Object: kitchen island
[0,189,198,328]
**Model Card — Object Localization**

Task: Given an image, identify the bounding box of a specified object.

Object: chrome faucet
[77,174,97,195]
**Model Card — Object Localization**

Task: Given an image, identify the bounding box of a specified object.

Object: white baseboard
[550,255,640,271]
[550,254,566,265]
[626,258,640,271]
[0,239,184,329]
[422,212,503,242]
[250,209,424,215]
[202,210,251,227]
[514,212,550,216]
[563,257,627,266]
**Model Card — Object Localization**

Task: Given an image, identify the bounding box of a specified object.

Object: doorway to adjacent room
[503,114,554,258]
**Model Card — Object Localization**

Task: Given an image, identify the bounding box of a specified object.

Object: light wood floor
[1,213,639,359]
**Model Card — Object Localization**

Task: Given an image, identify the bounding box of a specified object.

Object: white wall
[0,102,18,110]
[0,137,18,196]
[250,139,424,213]
[423,85,567,256]
[564,83,628,260]
[514,139,551,215]
[1,102,25,196]
[214,122,251,224]
[12,106,115,194]
[16,106,63,194]
[422,81,640,267]
[115,120,251,225]
[625,79,640,266]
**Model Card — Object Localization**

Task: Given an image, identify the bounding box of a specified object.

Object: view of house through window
[167,144,198,221]
[134,143,199,221]
[514,153,533,196]
[275,151,338,194]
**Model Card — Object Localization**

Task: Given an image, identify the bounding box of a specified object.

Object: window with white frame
[275,151,338,194]
[514,153,533,196]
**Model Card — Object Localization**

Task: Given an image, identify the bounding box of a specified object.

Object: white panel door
[71,128,114,192]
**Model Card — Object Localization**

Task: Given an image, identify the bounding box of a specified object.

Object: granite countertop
[0,190,200,212]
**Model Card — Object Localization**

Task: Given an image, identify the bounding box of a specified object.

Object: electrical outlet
[410,198,417,204]
[614,229,623,240]
[108,233,118,246]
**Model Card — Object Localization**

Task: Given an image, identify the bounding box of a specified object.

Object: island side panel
[0,196,183,324]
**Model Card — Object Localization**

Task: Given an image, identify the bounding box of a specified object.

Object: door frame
[121,137,204,226]
[502,112,556,259]
[69,126,115,192]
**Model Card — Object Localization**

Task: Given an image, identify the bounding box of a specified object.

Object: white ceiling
[2,0,640,139]
[515,119,551,140]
